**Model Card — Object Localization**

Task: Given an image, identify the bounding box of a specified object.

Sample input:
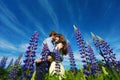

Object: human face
[55,36,60,43]
[51,35,56,41]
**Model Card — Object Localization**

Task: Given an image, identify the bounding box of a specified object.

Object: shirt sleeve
[45,38,55,52]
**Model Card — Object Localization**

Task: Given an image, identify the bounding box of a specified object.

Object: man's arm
[44,38,55,52]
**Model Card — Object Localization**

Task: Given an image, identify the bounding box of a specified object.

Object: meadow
[0,26,120,80]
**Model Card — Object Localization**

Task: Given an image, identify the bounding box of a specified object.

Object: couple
[35,31,68,79]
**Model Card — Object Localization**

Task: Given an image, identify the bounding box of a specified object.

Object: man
[35,30,57,63]
[35,31,57,80]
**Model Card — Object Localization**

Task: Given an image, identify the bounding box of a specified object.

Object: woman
[49,34,68,79]
[49,34,67,61]
[55,34,67,55]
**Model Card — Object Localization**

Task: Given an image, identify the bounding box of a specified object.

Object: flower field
[0,26,120,80]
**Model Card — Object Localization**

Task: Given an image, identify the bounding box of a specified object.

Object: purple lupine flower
[73,25,91,76]
[91,32,101,49]
[96,36,120,72]
[9,66,18,79]
[35,43,51,80]
[55,50,61,75]
[67,43,77,74]
[74,25,100,76]
[86,41,100,75]
[7,58,13,69]
[40,43,50,70]
[21,31,39,80]
[41,43,50,61]
[9,54,22,80]
[0,56,8,68]
[91,32,120,72]
[91,33,108,65]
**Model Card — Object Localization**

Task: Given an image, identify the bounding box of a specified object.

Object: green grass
[0,65,120,80]
[44,66,120,80]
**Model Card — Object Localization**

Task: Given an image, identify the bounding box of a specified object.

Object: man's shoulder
[45,37,52,41]
[43,37,52,44]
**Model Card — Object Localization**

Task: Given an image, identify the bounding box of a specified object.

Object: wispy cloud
[0,39,28,53]
[104,1,113,16]
[0,38,17,51]
[18,3,37,24]
[38,0,59,30]
[64,0,74,20]
[35,23,48,37]
[0,1,18,23]
[17,43,29,53]
[17,2,48,38]
[0,1,27,37]
[0,13,26,37]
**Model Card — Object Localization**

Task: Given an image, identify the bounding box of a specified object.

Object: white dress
[49,43,65,79]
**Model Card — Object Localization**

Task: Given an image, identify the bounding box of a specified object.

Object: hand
[47,56,53,62]
[35,59,42,63]
[43,40,47,44]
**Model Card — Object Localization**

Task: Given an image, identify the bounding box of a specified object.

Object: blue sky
[0,0,120,69]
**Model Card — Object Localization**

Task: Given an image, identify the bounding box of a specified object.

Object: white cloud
[17,43,29,53]
[0,38,29,55]
[18,2,48,38]
[18,3,37,23]
[64,0,74,20]
[0,39,17,51]
[0,1,18,23]
[35,23,48,37]
[0,1,26,37]
[38,0,59,30]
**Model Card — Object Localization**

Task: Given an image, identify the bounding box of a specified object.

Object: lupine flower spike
[67,43,77,74]
[36,43,50,80]
[96,35,120,72]
[91,32,120,73]
[73,25,90,76]
[91,32,107,65]
[9,54,22,80]
[55,50,61,75]
[0,56,8,68]
[86,41,100,75]
[20,31,39,80]
[74,25,99,76]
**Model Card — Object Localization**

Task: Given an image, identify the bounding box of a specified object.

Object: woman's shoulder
[58,43,63,47]
[56,43,63,50]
